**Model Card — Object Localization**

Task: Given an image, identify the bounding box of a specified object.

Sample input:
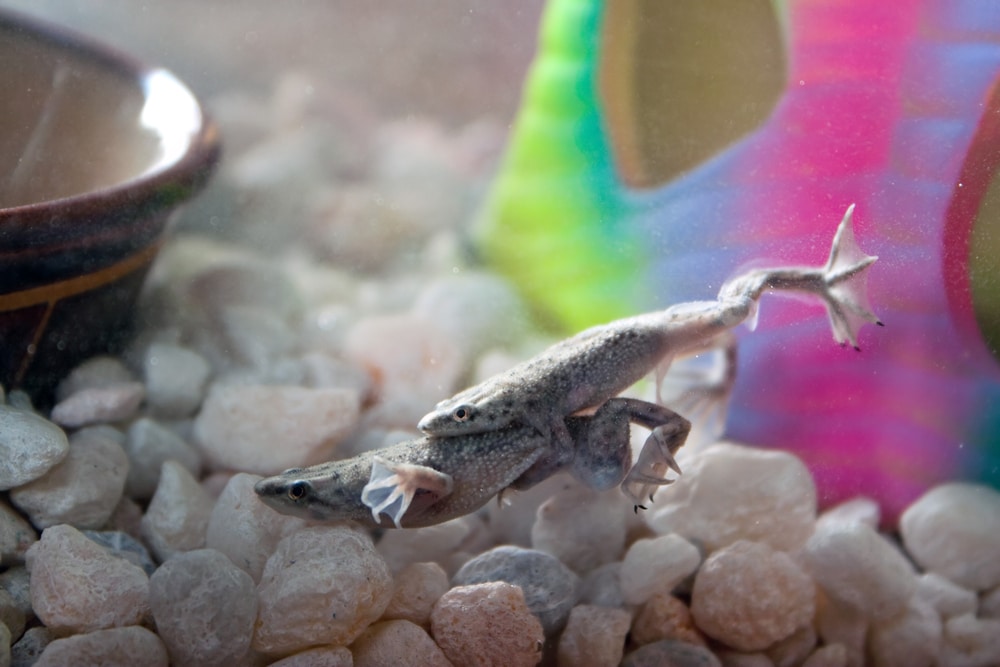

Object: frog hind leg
[361,456,454,528]
[613,398,690,509]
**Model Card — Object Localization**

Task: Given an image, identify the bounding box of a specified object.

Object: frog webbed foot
[818,204,882,349]
[361,456,454,528]
[616,400,690,508]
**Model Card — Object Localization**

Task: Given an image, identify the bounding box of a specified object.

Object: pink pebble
[26,524,150,633]
[431,582,544,667]
[33,626,167,667]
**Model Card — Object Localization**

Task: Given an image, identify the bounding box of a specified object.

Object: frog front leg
[360,456,454,528]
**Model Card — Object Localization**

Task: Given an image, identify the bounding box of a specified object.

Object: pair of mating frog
[256,207,881,528]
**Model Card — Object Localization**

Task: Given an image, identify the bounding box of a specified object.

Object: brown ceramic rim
[0,8,221,254]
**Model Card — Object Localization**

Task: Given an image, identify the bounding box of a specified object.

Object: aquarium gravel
[2,74,1000,667]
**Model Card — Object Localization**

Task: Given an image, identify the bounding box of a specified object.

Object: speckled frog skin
[419,207,880,503]
[257,208,879,527]
[254,408,648,528]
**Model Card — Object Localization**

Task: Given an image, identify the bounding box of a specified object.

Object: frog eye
[452,405,475,422]
[287,481,309,501]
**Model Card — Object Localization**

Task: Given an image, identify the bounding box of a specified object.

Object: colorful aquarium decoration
[480,0,1000,521]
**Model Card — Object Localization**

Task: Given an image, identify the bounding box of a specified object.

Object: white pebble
[531,483,626,574]
[205,473,307,582]
[690,540,815,652]
[344,314,463,428]
[26,524,150,633]
[765,624,816,667]
[801,644,848,667]
[453,545,580,636]
[815,596,866,667]
[253,526,392,655]
[143,342,211,418]
[0,406,68,490]
[620,533,701,606]
[351,619,452,667]
[382,561,449,627]
[430,582,544,667]
[149,549,257,666]
[49,382,145,428]
[33,626,167,667]
[55,356,135,402]
[140,461,214,562]
[0,499,36,562]
[265,645,353,667]
[646,443,816,553]
[579,562,626,609]
[124,417,202,500]
[940,613,1000,667]
[800,521,916,621]
[815,496,880,531]
[900,483,1000,591]
[194,383,359,473]
[557,604,631,667]
[915,572,977,619]
[10,428,128,529]
[868,596,941,667]
[377,516,478,573]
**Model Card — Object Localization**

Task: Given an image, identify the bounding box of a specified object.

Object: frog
[255,396,681,528]
[417,205,881,504]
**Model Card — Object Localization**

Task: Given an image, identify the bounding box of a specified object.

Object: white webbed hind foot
[361,456,454,528]
[821,204,882,349]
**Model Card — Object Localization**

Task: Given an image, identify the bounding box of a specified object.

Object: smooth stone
[815,497,880,531]
[265,645,353,667]
[377,517,479,574]
[206,473,307,583]
[632,593,705,647]
[452,545,580,636]
[26,524,150,633]
[940,613,1000,667]
[9,427,128,529]
[140,461,214,562]
[253,526,392,655]
[33,626,167,667]
[143,342,211,418]
[691,540,815,652]
[343,314,463,429]
[0,567,32,618]
[430,582,544,667]
[0,500,36,562]
[531,482,627,574]
[621,639,723,667]
[350,619,452,667]
[900,483,1000,591]
[914,572,977,619]
[0,587,25,642]
[124,417,202,500]
[193,383,359,473]
[10,627,53,667]
[55,356,134,402]
[868,596,941,667]
[801,644,849,667]
[801,521,916,621]
[0,406,68,490]
[49,382,145,428]
[382,561,449,627]
[82,530,157,576]
[556,604,631,667]
[620,533,702,606]
[150,549,257,667]
[646,443,816,553]
[579,562,626,609]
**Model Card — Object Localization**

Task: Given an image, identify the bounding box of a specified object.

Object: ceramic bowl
[0,10,219,400]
